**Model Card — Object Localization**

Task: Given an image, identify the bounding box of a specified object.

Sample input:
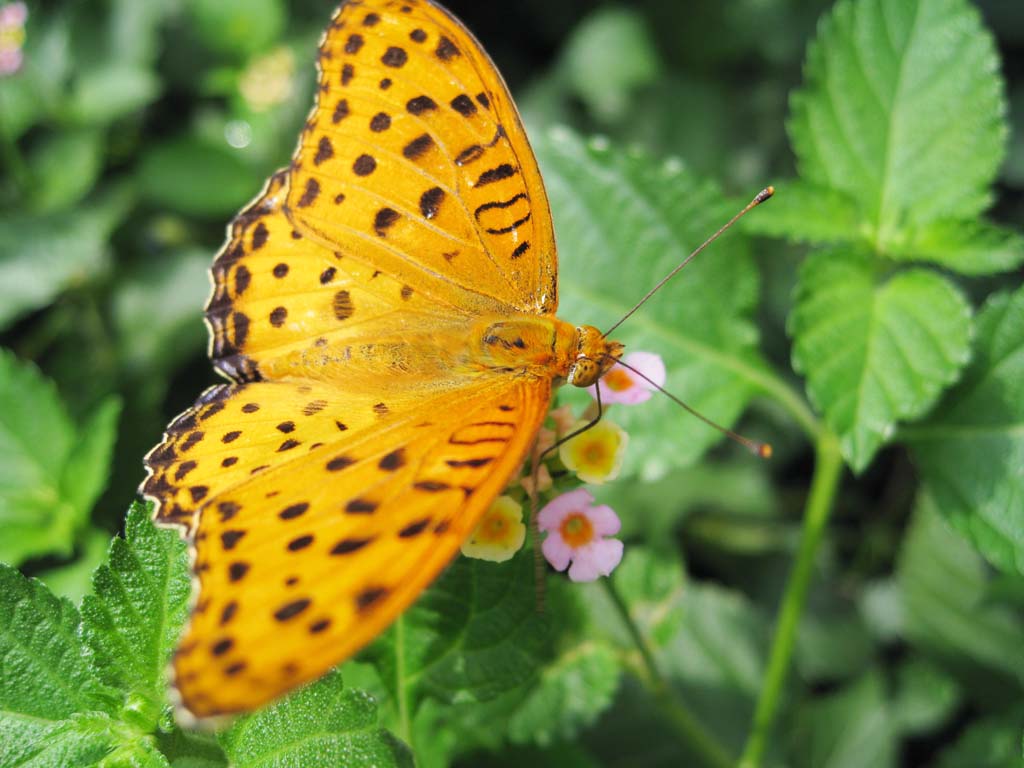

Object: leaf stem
[739,430,843,768]
[601,579,733,768]
[394,613,412,748]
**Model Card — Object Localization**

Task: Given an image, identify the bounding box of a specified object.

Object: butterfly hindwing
[169,376,551,717]
[288,0,557,315]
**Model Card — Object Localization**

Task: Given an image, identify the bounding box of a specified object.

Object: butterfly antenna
[614,357,772,459]
[540,382,604,463]
[603,186,774,339]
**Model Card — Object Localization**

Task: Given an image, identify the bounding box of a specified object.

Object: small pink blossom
[589,351,666,405]
[538,488,623,582]
[0,1,26,77]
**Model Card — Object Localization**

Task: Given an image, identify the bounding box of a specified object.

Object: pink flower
[0,2,26,77]
[589,351,666,405]
[538,488,623,582]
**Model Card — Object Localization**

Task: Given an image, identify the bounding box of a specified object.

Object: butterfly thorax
[473,316,623,388]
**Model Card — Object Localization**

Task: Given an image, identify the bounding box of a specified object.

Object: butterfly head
[568,325,624,388]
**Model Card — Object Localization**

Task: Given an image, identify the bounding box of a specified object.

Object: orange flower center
[603,367,634,392]
[583,440,607,465]
[483,514,507,539]
[560,511,594,547]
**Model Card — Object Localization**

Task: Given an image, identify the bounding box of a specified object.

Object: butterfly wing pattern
[142,0,620,719]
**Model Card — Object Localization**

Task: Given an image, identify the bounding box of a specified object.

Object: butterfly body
[142,0,623,719]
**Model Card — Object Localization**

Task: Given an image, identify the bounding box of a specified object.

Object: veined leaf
[904,284,1024,575]
[788,0,1006,251]
[790,249,972,471]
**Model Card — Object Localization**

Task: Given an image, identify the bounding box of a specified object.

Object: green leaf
[61,397,122,523]
[65,64,161,125]
[137,138,262,218]
[507,643,620,748]
[219,671,411,768]
[740,181,863,244]
[0,352,119,565]
[897,496,1024,695]
[156,728,227,768]
[112,249,211,377]
[0,565,120,767]
[788,0,1006,249]
[27,129,105,212]
[80,502,191,725]
[0,185,131,330]
[895,219,1024,276]
[790,672,897,768]
[185,0,285,59]
[559,7,660,122]
[892,658,960,736]
[790,249,972,471]
[368,551,550,708]
[904,285,1024,575]
[535,127,765,475]
[936,708,1024,768]
[38,526,113,604]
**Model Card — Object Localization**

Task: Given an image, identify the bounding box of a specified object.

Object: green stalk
[739,431,843,768]
[602,579,734,768]
[394,614,412,747]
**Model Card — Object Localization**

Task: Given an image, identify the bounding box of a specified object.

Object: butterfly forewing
[288,0,557,315]
[143,0,568,719]
[170,378,550,717]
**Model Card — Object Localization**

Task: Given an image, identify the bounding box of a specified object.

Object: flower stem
[739,430,843,768]
[602,579,734,768]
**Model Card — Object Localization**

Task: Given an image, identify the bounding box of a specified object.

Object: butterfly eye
[570,357,600,387]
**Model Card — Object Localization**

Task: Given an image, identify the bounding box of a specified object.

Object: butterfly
[141,0,623,719]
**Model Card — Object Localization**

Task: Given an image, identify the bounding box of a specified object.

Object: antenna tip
[755,186,775,204]
[754,442,773,459]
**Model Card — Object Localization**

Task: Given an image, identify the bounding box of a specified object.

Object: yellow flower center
[560,511,594,547]
[603,367,634,392]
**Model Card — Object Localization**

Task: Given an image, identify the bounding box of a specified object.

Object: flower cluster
[461,351,665,581]
[0,3,27,77]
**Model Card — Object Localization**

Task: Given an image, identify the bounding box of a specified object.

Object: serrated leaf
[790,249,972,471]
[219,671,411,768]
[790,672,897,768]
[80,503,191,725]
[535,127,765,475]
[740,181,862,244]
[368,551,550,708]
[0,565,120,767]
[38,526,114,604]
[156,728,227,768]
[904,285,1024,575]
[896,219,1024,276]
[507,643,620,747]
[789,0,1006,250]
[898,496,1024,694]
[0,352,119,565]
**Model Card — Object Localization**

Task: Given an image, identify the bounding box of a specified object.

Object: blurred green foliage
[1,0,1023,766]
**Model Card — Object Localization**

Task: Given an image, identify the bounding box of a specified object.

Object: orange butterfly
[141,0,623,719]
